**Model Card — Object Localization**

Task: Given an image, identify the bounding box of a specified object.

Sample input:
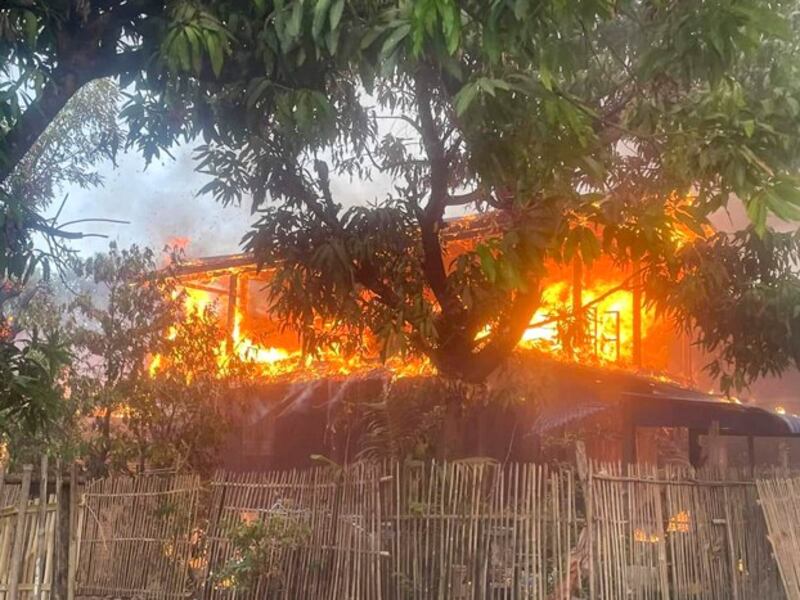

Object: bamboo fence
[0,458,783,599]
[756,476,800,600]
[199,461,786,600]
[590,463,783,600]
[73,473,201,600]
[0,459,59,600]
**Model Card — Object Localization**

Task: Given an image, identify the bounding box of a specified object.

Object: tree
[129,307,254,475]
[68,243,182,475]
[0,0,265,442]
[192,1,800,387]
[68,243,252,475]
[6,1,800,391]
[1,279,80,463]
[0,323,68,442]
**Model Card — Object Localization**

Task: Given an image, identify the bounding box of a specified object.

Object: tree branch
[414,67,457,317]
[467,287,542,380]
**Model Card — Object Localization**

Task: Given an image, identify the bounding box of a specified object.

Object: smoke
[50,142,398,260]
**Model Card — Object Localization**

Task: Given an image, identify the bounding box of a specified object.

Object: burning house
[154,217,800,471]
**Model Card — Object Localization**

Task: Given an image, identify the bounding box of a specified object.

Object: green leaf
[176,32,191,71]
[454,81,479,116]
[476,245,496,283]
[286,0,305,43]
[539,62,553,91]
[185,27,203,75]
[23,10,38,47]
[745,196,767,236]
[329,0,345,32]
[312,0,331,42]
[742,119,755,138]
[380,23,410,59]
[206,33,224,77]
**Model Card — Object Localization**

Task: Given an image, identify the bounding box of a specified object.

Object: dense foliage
[4,1,800,391]
[192,0,800,387]
[63,243,250,475]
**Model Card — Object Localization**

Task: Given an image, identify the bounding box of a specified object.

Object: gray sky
[51,143,394,259]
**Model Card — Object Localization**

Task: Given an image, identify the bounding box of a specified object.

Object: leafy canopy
[4,1,800,390]
[191,0,800,387]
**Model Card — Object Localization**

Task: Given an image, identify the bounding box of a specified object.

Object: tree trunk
[0,67,85,184]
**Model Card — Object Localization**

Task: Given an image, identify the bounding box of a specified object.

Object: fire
[147,281,434,381]
[149,231,674,382]
[519,277,649,364]
[166,236,190,251]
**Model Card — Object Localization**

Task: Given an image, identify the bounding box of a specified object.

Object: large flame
[147,251,671,383]
[148,284,434,381]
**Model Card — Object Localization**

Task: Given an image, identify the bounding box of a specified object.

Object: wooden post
[55,461,68,600]
[747,436,756,478]
[226,272,239,353]
[34,455,49,600]
[67,463,79,600]
[572,256,583,315]
[576,441,595,599]
[572,257,583,359]
[8,464,33,600]
[632,260,642,368]
[778,438,790,471]
[622,401,637,465]
[688,429,702,469]
[706,421,727,471]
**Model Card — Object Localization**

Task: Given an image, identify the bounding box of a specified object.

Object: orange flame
[149,250,673,382]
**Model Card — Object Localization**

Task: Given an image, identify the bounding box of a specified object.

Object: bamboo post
[576,442,595,599]
[55,460,68,600]
[67,463,79,600]
[0,464,6,507]
[722,487,739,600]
[34,455,49,600]
[8,464,33,600]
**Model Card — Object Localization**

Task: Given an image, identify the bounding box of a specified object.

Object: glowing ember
[633,529,661,543]
[666,510,690,533]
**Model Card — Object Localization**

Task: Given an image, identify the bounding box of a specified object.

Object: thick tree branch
[468,287,542,381]
[446,187,488,206]
[0,67,83,184]
[414,68,459,319]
